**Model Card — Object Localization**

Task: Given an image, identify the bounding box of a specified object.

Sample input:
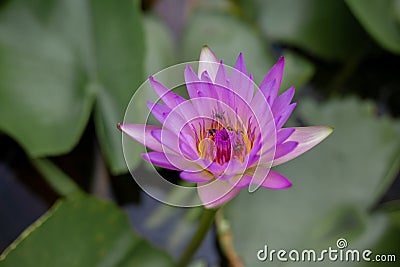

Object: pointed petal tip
[265,171,292,189]
[148,76,159,88]
[145,100,152,107]
[141,153,148,160]
[185,64,193,72]
[233,52,248,74]
[320,126,334,138]
[272,125,334,166]
[118,123,129,133]
[199,46,219,63]
[250,169,292,190]
[312,126,334,137]
[276,180,292,190]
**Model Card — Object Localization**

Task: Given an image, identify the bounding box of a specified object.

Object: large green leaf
[42,0,145,174]
[346,0,400,54]
[90,0,145,175]
[144,15,176,77]
[0,0,145,174]
[0,0,94,157]
[0,195,174,267]
[258,0,370,61]
[224,98,400,266]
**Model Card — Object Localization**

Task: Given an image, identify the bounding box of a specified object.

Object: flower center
[193,112,255,165]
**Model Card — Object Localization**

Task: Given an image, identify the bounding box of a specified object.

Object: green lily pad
[144,15,176,77]
[0,195,174,267]
[224,98,400,266]
[0,0,94,157]
[346,0,400,54]
[0,0,145,175]
[89,0,145,174]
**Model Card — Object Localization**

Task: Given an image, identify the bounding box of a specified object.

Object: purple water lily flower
[119,46,332,208]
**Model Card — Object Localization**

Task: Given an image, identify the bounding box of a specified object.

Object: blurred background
[0,0,400,266]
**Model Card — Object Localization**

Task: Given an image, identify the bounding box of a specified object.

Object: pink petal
[272,87,295,115]
[200,71,219,99]
[275,103,297,129]
[142,152,180,170]
[272,126,333,166]
[143,151,201,172]
[218,159,247,178]
[276,128,295,144]
[149,76,186,109]
[258,170,292,189]
[179,141,199,160]
[202,160,226,175]
[162,108,191,136]
[251,80,275,128]
[197,180,241,208]
[185,65,218,100]
[171,98,199,123]
[119,124,163,152]
[184,65,202,99]
[198,46,219,81]
[230,53,253,104]
[214,61,230,99]
[260,56,284,105]
[151,129,198,160]
[149,100,198,135]
[180,171,212,182]
[248,166,291,190]
[146,101,170,124]
[274,141,298,159]
[180,133,199,153]
[228,174,252,188]
[151,129,178,153]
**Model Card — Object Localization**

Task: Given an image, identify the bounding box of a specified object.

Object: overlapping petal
[260,56,285,105]
[272,126,333,166]
[198,46,219,81]
[197,180,241,208]
[119,124,163,152]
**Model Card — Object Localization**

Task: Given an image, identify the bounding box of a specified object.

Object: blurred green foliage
[346,0,400,54]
